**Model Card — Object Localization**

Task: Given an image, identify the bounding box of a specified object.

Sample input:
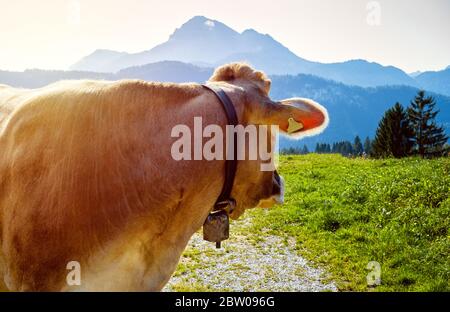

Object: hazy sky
[0,0,449,72]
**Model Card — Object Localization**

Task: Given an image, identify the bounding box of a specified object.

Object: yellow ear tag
[287,117,303,134]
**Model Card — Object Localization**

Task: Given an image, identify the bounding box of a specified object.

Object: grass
[247,154,449,291]
[170,154,449,291]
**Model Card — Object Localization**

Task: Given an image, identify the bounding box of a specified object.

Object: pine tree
[344,141,353,156]
[332,142,337,153]
[407,91,448,158]
[353,135,363,156]
[363,136,372,155]
[302,145,309,154]
[334,142,341,154]
[314,143,332,154]
[372,102,413,158]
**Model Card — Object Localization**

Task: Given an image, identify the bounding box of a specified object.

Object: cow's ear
[261,98,329,139]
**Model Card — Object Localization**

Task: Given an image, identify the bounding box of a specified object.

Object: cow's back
[0,81,124,290]
[0,84,31,291]
[0,80,136,290]
[0,85,29,131]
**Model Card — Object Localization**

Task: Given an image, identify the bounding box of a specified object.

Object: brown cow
[0,63,328,291]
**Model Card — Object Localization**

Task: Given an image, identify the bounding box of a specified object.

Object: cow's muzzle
[272,170,284,205]
[258,170,284,208]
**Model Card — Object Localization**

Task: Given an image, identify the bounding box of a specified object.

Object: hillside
[415,68,450,96]
[117,61,212,83]
[0,69,113,89]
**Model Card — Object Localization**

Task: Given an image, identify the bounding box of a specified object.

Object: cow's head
[208,63,329,219]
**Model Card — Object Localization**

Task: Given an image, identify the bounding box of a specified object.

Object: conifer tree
[315,143,321,153]
[344,141,353,156]
[353,135,363,155]
[363,136,372,155]
[302,145,309,154]
[372,102,413,158]
[407,91,448,158]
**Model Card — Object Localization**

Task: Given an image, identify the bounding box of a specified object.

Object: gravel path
[164,217,337,292]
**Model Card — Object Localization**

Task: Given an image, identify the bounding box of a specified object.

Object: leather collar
[202,84,239,214]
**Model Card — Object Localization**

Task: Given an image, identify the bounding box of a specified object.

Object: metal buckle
[214,198,236,214]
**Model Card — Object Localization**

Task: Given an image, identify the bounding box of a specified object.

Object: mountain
[70,49,129,73]
[71,16,317,75]
[307,60,418,88]
[2,61,449,149]
[0,69,113,89]
[415,67,450,96]
[71,16,417,88]
[213,27,317,75]
[116,61,212,83]
[409,71,422,78]
[0,62,212,89]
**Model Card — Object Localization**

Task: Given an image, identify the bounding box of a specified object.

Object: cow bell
[203,210,229,248]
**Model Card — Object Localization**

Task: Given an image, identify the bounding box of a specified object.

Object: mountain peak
[169,16,238,41]
[91,49,127,55]
[242,28,258,35]
[183,15,213,27]
[189,15,208,21]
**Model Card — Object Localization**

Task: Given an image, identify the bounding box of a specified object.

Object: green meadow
[172,154,449,291]
[249,154,450,291]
